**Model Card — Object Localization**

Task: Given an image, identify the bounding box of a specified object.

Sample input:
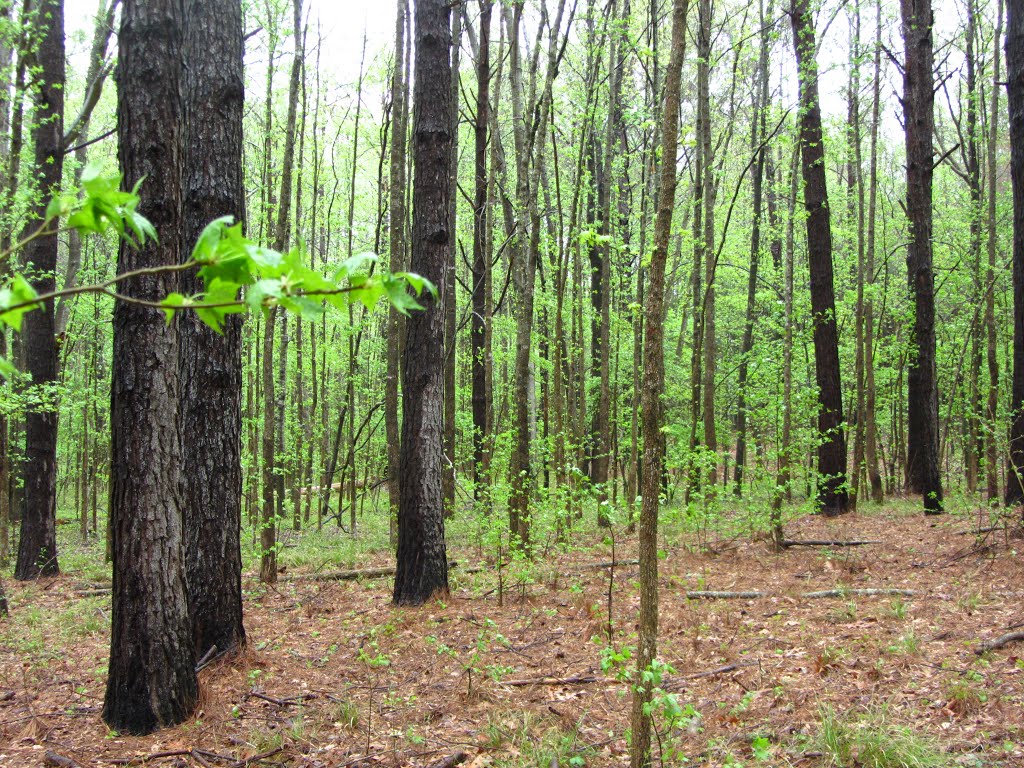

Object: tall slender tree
[386,0,409,539]
[631,1,688,763]
[103,0,197,734]
[15,0,64,580]
[393,0,452,605]
[1007,0,1024,506]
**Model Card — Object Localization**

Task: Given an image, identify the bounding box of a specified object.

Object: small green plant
[887,597,907,619]
[814,705,944,767]
[333,699,359,729]
[945,678,988,715]
[887,629,919,656]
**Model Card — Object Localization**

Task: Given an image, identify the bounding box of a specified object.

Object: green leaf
[160,292,189,324]
[0,354,15,379]
[0,275,41,331]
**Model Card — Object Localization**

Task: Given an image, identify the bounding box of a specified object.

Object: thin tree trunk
[15,0,64,580]
[386,0,409,542]
[864,0,884,503]
[471,0,492,508]
[735,0,771,496]
[630,1,688,763]
[987,0,1004,504]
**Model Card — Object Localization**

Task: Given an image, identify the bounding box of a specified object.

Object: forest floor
[2,501,1024,767]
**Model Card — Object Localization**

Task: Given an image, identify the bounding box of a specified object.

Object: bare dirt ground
[2,506,1024,767]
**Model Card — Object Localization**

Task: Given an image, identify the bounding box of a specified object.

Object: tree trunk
[104,0,197,734]
[393,0,452,605]
[901,0,944,514]
[443,8,461,518]
[1007,0,1024,506]
[386,0,409,542]
[987,0,1004,504]
[734,0,771,496]
[179,0,246,659]
[864,0,884,503]
[630,2,688,763]
[791,0,849,516]
[15,0,64,580]
[471,0,492,506]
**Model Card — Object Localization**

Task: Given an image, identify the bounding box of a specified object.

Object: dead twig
[687,660,758,679]
[685,590,766,599]
[227,747,284,768]
[503,675,600,687]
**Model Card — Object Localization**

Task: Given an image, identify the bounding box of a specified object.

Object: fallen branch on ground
[687,660,758,679]
[685,590,766,599]
[781,539,880,548]
[306,559,638,582]
[974,630,1024,655]
[43,752,81,768]
[802,588,915,598]
[503,675,599,686]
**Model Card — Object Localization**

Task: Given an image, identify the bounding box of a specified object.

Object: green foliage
[0,165,432,376]
[814,705,945,768]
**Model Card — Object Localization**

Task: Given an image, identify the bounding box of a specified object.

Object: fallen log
[974,630,1024,655]
[802,588,915,599]
[781,539,880,548]
[685,590,766,600]
[44,752,81,768]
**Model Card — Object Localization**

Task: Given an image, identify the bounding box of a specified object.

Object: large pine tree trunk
[901,0,944,514]
[179,0,246,659]
[1007,0,1024,506]
[15,0,63,580]
[104,0,197,735]
[791,0,849,516]
[393,0,452,605]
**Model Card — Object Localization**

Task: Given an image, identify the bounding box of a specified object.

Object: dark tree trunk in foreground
[15,0,64,580]
[104,0,197,735]
[630,2,688,763]
[901,0,943,514]
[791,0,849,516]
[393,0,451,605]
[1007,0,1024,506]
[179,0,246,658]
